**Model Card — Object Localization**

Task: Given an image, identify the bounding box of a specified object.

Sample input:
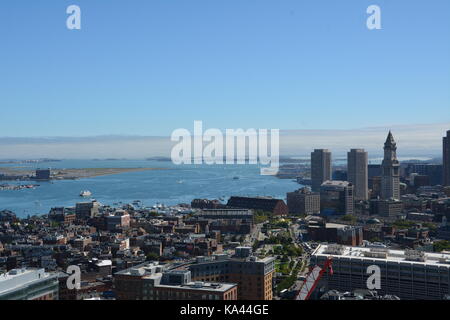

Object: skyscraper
[311,149,332,192]
[347,149,369,201]
[444,130,450,186]
[381,131,400,200]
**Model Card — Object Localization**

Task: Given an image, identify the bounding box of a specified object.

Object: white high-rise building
[347,149,368,201]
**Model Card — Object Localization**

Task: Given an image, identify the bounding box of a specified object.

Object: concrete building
[381,131,400,200]
[75,201,99,219]
[405,164,443,186]
[311,244,450,300]
[307,222,363,246]
[311,149,332,192]
[193,209,254,235]
[320,181,354,216]
[106,210,130,231]
[370,199,403,217]
[286,188,320,215]
[0,268,59,300]
[347,149,369,201]
[189,249,276,300]
[114,262,237,300]
[48,207,76,225]
[444,131,450,186]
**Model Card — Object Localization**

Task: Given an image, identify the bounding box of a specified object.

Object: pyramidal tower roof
[384,131,396,148]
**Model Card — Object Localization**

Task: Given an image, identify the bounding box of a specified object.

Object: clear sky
[1,0,450,137]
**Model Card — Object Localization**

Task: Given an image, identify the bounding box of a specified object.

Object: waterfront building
[227,196,288,216]
[75,201,99,219]
[311,149,332,192]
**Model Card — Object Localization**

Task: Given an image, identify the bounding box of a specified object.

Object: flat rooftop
[313,244,450,267]
[155,281,237,293]
[0,268,56,295]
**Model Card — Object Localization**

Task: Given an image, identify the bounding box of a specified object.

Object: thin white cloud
[0,122,448,159]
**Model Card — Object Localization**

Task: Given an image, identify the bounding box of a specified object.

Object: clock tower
[381,131,400,200]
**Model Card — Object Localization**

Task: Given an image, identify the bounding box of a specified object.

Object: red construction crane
[295,257,333,300]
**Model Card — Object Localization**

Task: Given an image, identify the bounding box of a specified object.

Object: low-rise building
[114,262,237,300]
[227,196,288,216]
[0,268,59,300]
[287,188,320,215]
[189,248,275,300]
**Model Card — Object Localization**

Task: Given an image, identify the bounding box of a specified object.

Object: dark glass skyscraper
[444,131,450,186]
[311,149,332,192]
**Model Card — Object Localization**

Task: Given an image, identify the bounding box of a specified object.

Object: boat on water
[80,190,92,197]
[233,176,240,180]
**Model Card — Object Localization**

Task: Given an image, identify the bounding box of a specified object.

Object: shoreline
[0,167,168,181]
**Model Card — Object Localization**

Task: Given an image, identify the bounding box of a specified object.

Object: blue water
[0,160,299,217]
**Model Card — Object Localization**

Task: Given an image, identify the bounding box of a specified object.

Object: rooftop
[155,281,236,293]
[313,244,450,267]
[0,268,57,296]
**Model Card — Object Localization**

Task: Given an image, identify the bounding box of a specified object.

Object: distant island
[0,167,167,181]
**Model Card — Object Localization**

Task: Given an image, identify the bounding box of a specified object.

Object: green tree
[434,240,450,253]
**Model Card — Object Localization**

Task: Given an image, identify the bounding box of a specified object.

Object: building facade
[189,249,275,300]
[311,244,450,300]
[114,262,238,300]
[347,149,369,201]
[320,181,354,216]
[405,164,443,186]
[311,149,332,192]
[287,188,320,215]
[444,131,450,186]
[370,199,403,217]
[0,268,59,300]
[227,196,288,216]
[381,132,400,200]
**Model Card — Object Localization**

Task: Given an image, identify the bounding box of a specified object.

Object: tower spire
[384,130,396,148]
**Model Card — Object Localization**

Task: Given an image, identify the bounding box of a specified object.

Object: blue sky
[1,0,450,137]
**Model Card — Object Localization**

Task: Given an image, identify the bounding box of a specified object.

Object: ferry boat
[80,190,92,197]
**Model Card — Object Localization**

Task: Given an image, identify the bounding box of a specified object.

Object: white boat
[80,190,92,197]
